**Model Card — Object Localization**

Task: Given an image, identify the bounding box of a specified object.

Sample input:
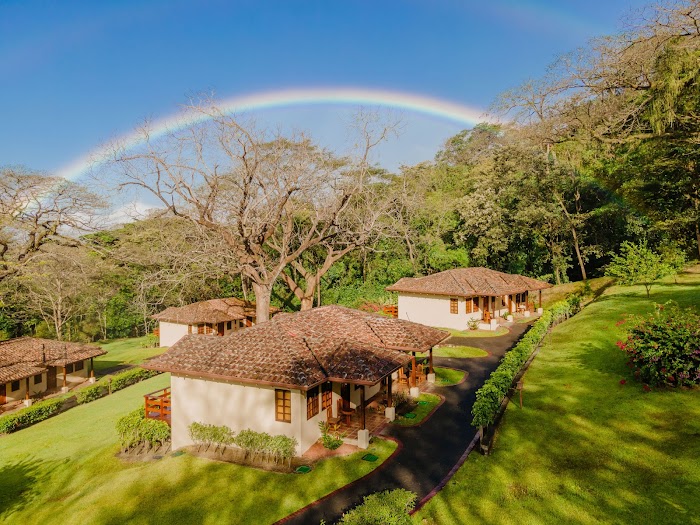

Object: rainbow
[55,87,489,181]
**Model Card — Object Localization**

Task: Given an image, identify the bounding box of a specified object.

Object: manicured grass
[434,367,466,386]
[0,374,397,525]
[94,337,167,375]
[433,345,488,359]
[413,267,700,525]
[440,326,509,338]
[539,276,613,308]
[393,393,441,426]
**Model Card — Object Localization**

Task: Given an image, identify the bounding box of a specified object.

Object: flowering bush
[618,303,700,388]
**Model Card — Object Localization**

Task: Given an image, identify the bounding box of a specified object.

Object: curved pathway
[280,322,533,525]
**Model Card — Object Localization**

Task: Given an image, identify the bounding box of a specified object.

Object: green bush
[116,408,170,451]
[189,422,235,451]
[233,428,297,465]
[0,398,64,434]
[618,302,700,387]
[318,421,344,450]
[471,299,575,428]
[338,489,416,525]
[110,368,159,392]
[76,383,107,404]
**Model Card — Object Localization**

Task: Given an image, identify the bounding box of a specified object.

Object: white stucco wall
[397,293,482,330]
[159,322,190,347]
[171,374,326,455]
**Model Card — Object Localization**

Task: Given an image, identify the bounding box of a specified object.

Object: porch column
[360,387,366,430]
[429,348,434,374]
[90,357,94,378]
[411,353,417,387]
[25,377,29,400]
[539,290,542,308]
[62,367,67,388]
[386,375,393,407]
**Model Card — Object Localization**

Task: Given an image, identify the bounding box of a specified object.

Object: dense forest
[1,0,698,341]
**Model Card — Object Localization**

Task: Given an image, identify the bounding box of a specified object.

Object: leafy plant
[618,302,700,387]
[338,489,417,525]
[605,241,671,297]
[76,383,107,404]
[189,422,235,451]
[116,408,170,452]
[467,318,480,331]
[232,428,297,466]
[0,398,64,434]
[318,421,345,450]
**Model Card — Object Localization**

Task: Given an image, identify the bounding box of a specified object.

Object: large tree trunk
[570,225,587,281]
[252,282,272,322]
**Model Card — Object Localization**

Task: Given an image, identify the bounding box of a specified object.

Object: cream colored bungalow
[386,267,551,331]
[144,305,448,454]
[152,297,275,347]
[0,338,105,405]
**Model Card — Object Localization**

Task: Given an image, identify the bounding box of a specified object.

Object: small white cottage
[143,305,448,454]
[152,297,275,347]
[386,267,551,331]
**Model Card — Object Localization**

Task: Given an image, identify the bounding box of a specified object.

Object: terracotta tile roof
[151,297,275,324]
[0,337,106,383]
[386,267,552,297]
[145,305,449,390]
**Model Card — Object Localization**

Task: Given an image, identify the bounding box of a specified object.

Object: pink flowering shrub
[618,303,700,387]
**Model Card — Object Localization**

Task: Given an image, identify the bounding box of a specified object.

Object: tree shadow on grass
[0,457,59,520]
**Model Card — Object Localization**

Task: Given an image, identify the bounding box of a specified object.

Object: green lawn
[434,367,466,386]
[94,337,167,375]
[433,345,488,359]
[393,393,441,426]
[0,374,397,524]
[441,326,509,338]
[414,268,700,524]
[539,276,614,308]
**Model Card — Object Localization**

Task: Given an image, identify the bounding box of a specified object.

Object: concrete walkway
[280,322,533,525]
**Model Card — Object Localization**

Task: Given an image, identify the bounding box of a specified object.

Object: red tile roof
[145,305,449,390]
[0,338,106,383]
[151,297,273,324]
[386,267,551,297]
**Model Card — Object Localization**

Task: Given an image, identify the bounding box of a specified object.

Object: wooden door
[340,383,350,411]
[0,383,5,404]
[217,322,225,336]
[47,367,57,389]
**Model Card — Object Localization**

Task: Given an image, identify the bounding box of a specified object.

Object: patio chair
[327,406,341,432]
[397,368,408,385]
[415,364,424,384]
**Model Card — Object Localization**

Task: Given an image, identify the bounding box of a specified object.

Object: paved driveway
[279,322,532,525]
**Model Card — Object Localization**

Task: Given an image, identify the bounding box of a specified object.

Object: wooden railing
[382,305,398,318]
[144,387,171,425]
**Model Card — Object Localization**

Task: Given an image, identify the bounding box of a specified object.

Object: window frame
[306,386,320,420]
[10,380,20,392]
[75,360,84,372]
[275,389,292,423]
[321,382,332,410]
[66,363,74,374]
[33,373,42,385]
[226,321,232,330]
[449,297,458,314]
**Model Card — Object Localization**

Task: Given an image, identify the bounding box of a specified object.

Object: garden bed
[434,367,466,386]
[433,345,488,358]
[393,393,441,426]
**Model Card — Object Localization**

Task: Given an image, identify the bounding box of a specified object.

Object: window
[10,380,20,392]
[75,360,84,371]
[227,321,232,330]
[33,373,42,385]
[205,323,213,335]
[466,297,473,314]
[450,298,458,314]
[275,389,292,423]
[197,324,205,334]
[66,363,74,373]
[321,383,332,410]
[306,386,319,420]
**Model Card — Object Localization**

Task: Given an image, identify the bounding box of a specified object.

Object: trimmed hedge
[76,383,107,404]
[0,398,64,434]
[471,297,579,428]
[110,367,160,392]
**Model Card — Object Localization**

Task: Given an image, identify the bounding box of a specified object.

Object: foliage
[189,422,235,451]
[76,383,107,404]
[338,489,416,525]
[471,298,576,428]
[232,428,298,465]
[318,421,344,450]
[0,398,64,434]
[618,302,700,388]
[110,367,160,392]
[392,390,410,410]
[115,408,170,451]
[392,393,441,426]
[605,241,671,297]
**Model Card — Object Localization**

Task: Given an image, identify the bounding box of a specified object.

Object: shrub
[471,299,573,428]
[110,368,159,392]
[318,421,344,450]
[619,302,700,387]
[116,408,170,452]
[392,390,410,410]
[189,422,235,451]
[233,428,297,465]
[338,489,416,525]
[0,397,64,434]
[76,383,107,404]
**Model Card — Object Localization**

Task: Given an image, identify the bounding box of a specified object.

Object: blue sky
[1,0,651,179]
